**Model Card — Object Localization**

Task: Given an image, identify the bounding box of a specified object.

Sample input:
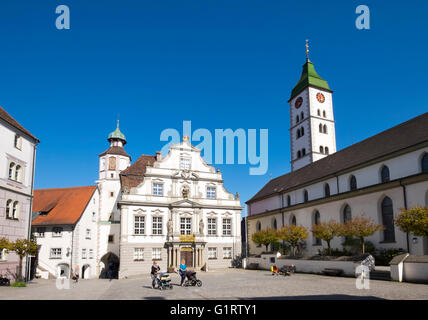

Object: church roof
[0,105,39,142]
[290,60,331,101]
[99,146,130,158]
[247,112,428,204]
[32,186,97,226]
[120,154,157,191]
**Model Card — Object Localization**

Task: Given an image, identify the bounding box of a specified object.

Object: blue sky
[1,1,427,214]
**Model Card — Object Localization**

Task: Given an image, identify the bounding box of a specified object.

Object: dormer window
[153,183,163,196]
[207,187,216,199]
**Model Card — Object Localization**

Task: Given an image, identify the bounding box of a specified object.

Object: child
[271,265,279,276]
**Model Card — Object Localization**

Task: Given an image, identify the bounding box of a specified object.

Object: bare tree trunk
[18,257,23,282]
[361,238,365,254]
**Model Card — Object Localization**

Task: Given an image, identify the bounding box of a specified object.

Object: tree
[251,229,279,252]
[0,237,10,251]
[340,214,384,254]
[9,239,38,282]
[395,206,428,251]
[311,220,342,255]
[277,225,308,256]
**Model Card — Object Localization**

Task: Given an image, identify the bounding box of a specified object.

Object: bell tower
[289,41,337,171]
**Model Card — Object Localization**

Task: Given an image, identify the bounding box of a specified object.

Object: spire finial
[117,113,120,128]
[305,39,310,62]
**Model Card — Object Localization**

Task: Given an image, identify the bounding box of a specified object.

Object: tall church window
[381,197,395,242]
[324,183,330,197]
[313,211,321,245]
[349,175,357,191]
[381,165,390,183]
[290,215,296,226]
[287,195,291,207]
[343,205,352,223]
[272,218,277,230]
[422,154,428,173]
[303,190,308,203]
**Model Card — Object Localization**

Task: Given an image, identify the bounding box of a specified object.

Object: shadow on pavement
[238,295,385,300]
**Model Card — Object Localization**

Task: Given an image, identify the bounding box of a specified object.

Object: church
[246,49,428,257]
[32,122,242,279]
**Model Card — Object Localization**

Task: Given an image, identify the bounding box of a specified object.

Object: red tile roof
[0,105,39,142]
[32,186,97,226]
[120,154,156,191]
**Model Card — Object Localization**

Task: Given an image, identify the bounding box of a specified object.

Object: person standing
[151,261,160,289]
[179,259,187,287]
[74,265,79,283]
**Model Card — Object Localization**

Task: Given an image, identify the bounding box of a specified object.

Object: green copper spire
[108,120,127,143]
[290,41,331,100]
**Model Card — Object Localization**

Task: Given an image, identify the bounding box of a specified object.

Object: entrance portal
[100,252,119,279]
[180,248,193,267]
[82,264,91,279]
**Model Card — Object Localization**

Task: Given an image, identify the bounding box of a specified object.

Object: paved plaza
[0,269,427,300]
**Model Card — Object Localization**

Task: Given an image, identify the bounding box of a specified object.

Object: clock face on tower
[316,92,325,103]
[295,97,303,109]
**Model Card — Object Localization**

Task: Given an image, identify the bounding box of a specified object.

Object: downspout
[400,180,410,253]
[70,227,74,278]
[26,142,37,282]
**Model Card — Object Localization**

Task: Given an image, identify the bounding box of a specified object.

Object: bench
[322,268,344,276]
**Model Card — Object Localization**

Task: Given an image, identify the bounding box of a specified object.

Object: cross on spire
[305,39,310,62]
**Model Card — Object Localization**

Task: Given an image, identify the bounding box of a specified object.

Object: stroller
[152,271,173,290]
[178,270,202,287]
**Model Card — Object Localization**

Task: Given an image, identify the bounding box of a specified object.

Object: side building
[32,186,99,279]
[0,106,39,280]
[118,136,243,278]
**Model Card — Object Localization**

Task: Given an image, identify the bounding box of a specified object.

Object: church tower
[289,41,336,171]
[96,121,130,272]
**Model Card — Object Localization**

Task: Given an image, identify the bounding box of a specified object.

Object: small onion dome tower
[108,120,127,147]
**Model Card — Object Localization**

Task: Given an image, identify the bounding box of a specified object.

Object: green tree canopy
[395,206,428,237]
[278,225,308,256]
[312,220,342,255]
[251,228,279,252]
[9,239,38,282]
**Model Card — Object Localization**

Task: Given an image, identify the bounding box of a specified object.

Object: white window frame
[133,248,144,261]
[206,187,216,199]
[152,216,163,235]
[180,217,192,235]
[134,216,145,235]
[208,247,217,259]
[180,158,191,170]
[153,183,163,196]
[207,218,217,236]
[50,248,62,259]
[223,247,232,259]
[152,248,162,260]
[222,218,232,236]
[52,227,63,237]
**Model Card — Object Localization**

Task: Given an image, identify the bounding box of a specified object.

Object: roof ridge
[35,185,97,191]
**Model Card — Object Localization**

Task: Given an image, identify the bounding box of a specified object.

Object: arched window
[349,175,357,191]
[313,211,321,245]
[8,162,15,179]
[422,154,428,173]
[12,201,19,219]
[256,221,261,231]
[301,127,304,136]
[6,200,12,219]
[272,219,277,230]
[381,197,395,242]
[325,147,329,155]
[323,125,327,134]
[317,109,321,116]
[323,110,326,117]
[381,165,390,183]
[302,148,306,156]
[297,128,301,138]
[296,115,300,123]
[320,146,324,154]
[297,150,301,158]
[324,183,330,197]
[287,195,291,207]
[290,215,296,226]
[319,123,323,133]
[343,205,352,223]
[15,165,21,182]
[303,190,308,203]
[301,112,304,120]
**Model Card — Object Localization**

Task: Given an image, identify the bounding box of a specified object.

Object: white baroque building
[118,136,243,278]
[246,54,428,257]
